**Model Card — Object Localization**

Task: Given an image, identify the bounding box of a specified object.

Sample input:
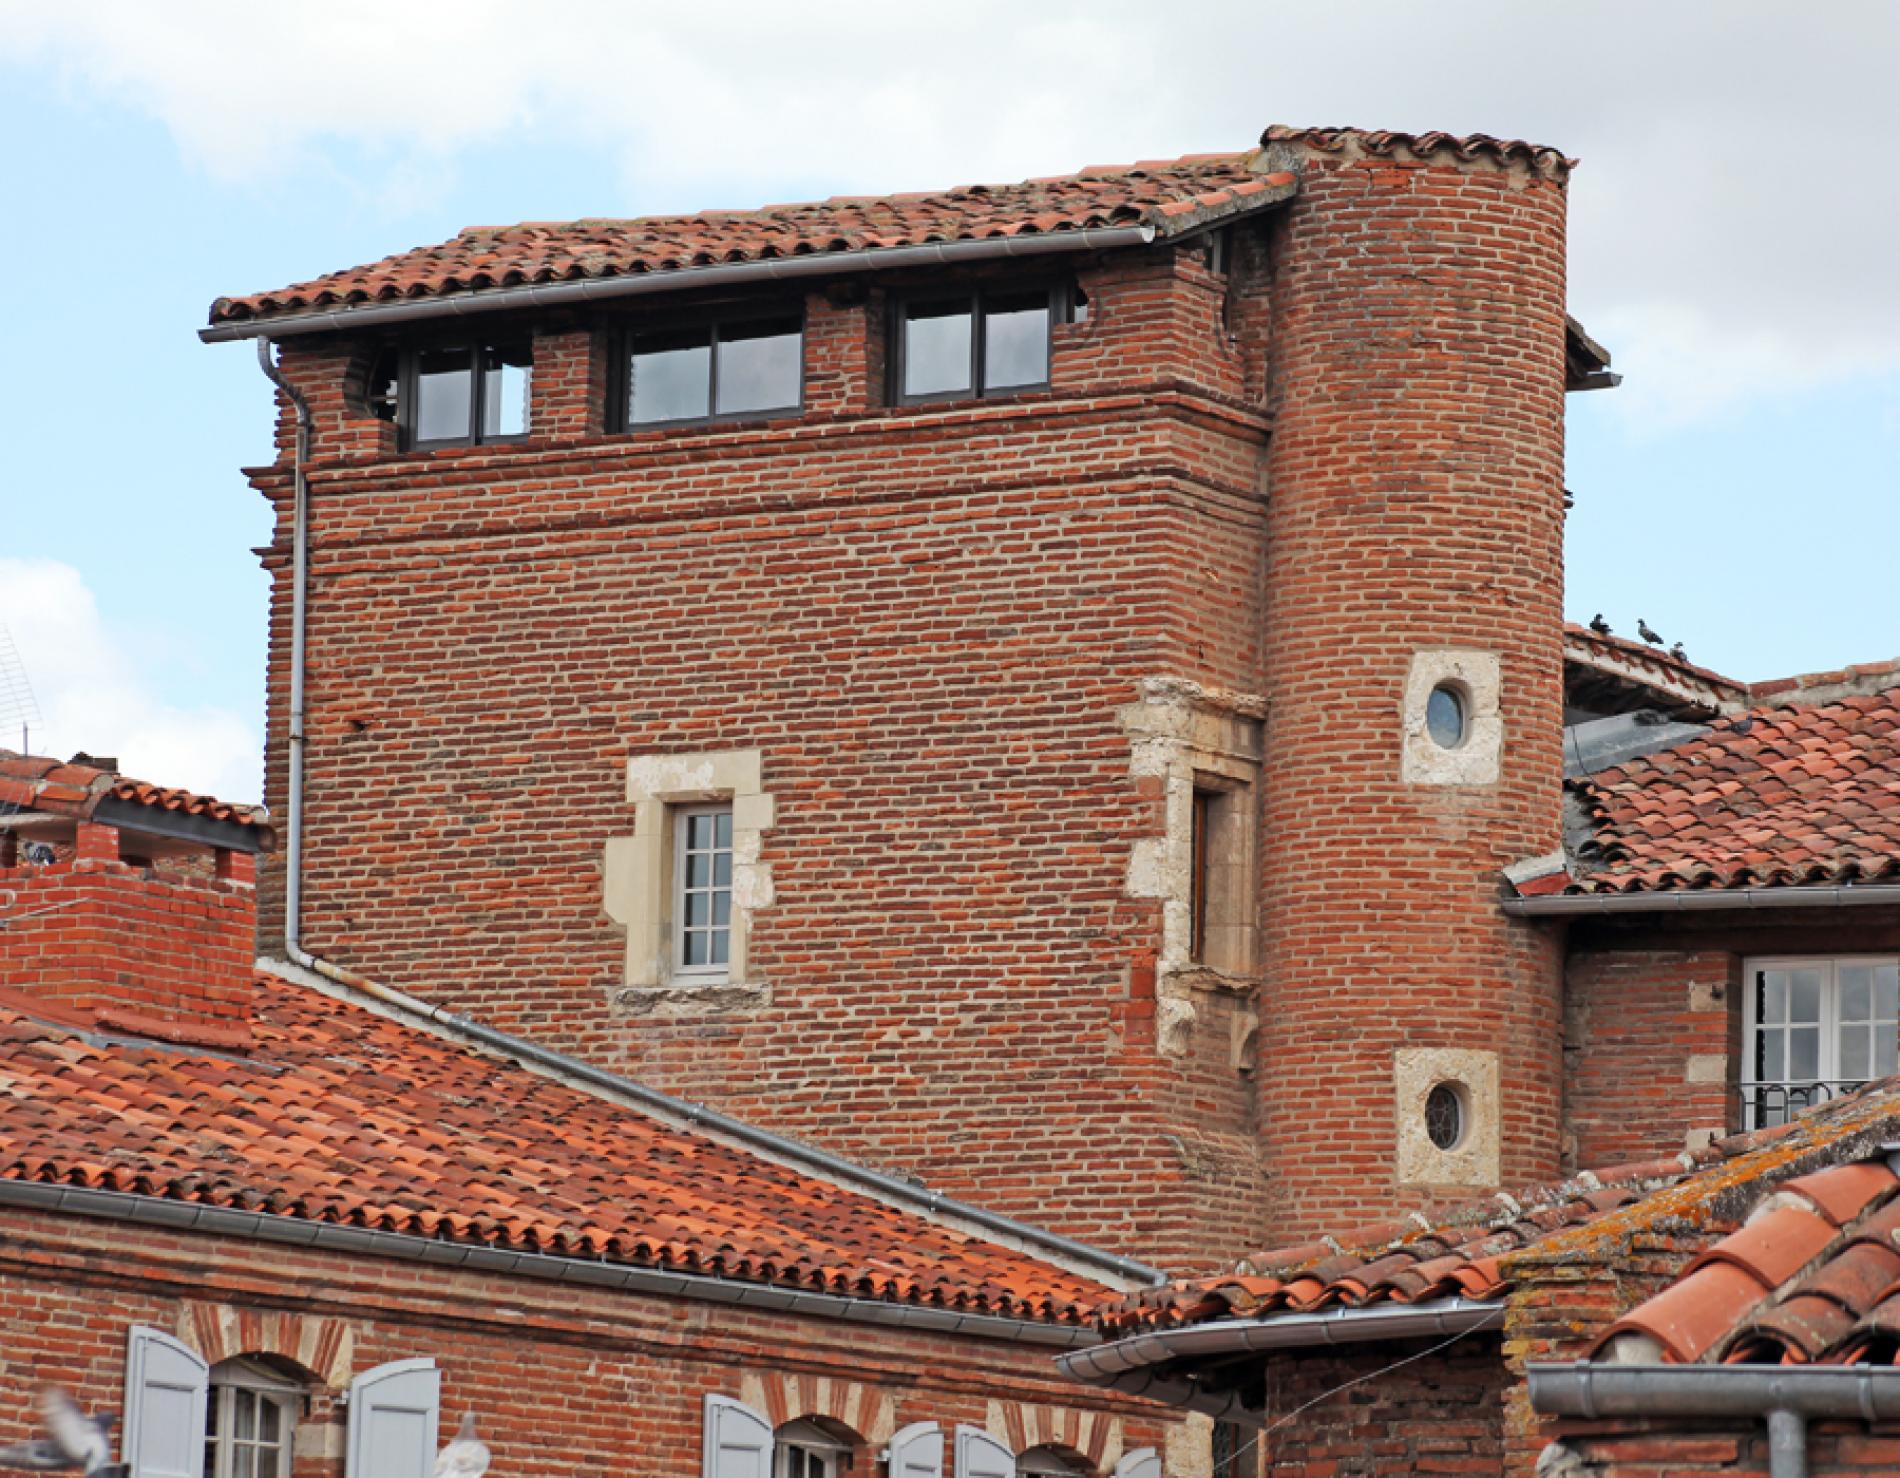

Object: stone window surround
[1393,1046,1501,1187]
[603,749,775,1009]
[1399,648,1504,787]
[1122,677,1266,1057]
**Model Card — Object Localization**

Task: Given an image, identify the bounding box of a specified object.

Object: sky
[0,1,1896,805]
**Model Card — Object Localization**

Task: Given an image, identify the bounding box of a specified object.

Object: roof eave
[1504,882,1900,917]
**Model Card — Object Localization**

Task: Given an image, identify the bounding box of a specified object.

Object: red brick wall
[248,249,1274,1269]
[1564,948,1737,1169]
[1555,1425,1900,1476]
[0,1205,1178,1478]
[0,846,255,1031]
[1255,142,1570,1236]
[1259,1337,1508,1476]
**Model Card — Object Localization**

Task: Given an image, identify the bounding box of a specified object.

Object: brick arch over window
[178,1303,355,1389]
[997,1405,1117,1474]
[740,1373,895,1448]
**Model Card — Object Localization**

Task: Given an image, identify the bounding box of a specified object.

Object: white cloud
[3,0,1897,423]
[0,559,261,805]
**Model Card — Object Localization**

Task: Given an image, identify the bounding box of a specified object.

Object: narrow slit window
[676,804,734,975]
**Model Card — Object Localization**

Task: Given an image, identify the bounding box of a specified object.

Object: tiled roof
[0,749,272,842]
[209,152,1296,326]
[1259,124,1574,178]
[1596,1159,1900,1365]
[1562,684,1900,893]
[1563,624,1749,717]
[0,973,1106,1325]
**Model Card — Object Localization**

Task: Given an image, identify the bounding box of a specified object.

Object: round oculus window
[1425,683,1468,750]
[1425,1082,1466,1151]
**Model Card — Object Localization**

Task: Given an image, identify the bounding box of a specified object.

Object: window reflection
[902,301,973,397]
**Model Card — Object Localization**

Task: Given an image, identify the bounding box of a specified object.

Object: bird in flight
[0,1389,124,1477]
[435,1413,491,1478]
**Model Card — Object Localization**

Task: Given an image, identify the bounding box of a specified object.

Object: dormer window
[370,340,531,450]
[895,286,1068,402]
[621,313,804,427]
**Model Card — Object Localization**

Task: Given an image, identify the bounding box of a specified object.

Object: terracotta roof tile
[0,749,272,842]
[1562,683,1900,894]
[210,152,1298,327]
[0,975,1107,1324]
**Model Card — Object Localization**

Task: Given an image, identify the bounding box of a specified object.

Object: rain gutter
[200,227,1160,343]
[1529,1362,1900,1478]
[0,1180,1096,1349]
[1504,884,1900,918]
[1059,1299,1505,1422]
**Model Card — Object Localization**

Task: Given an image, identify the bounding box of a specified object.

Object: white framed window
[674,804,735,977]
[1744,956,1900,1127]
[773,1420,849,1478]
[204,1360,301,1478]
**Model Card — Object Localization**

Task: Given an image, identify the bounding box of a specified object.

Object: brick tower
[1254,129,1572,1235]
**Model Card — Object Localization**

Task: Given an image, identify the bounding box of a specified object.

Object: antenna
[0,622,41,757]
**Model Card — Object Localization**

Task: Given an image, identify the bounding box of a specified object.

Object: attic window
[895,284,1077,402]
[371,341,531,449]
[622,313,804,427]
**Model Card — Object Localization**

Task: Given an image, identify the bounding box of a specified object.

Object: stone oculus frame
[1393,1046,1500,1187]
[603,749,776,1008]
[1399,648,1503,786]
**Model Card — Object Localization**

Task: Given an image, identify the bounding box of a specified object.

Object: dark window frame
[382,339,533,453]
[609,305,808,433]
[890,281,1076,406]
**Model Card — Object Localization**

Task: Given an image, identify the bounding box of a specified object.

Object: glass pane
[629,331,712,423]
[259,1399,281,1444]
[482,342,531,436]
[715,319,801,414]
[1758,1028,1784,1082]
[414,347,473,443]
[902,301,973,397]
[710,929,729,966]
[233,1448,254,1478]
[684,930,709,966]
[685,892,710,928]
[1842,964,1871,1022]
[1876,963,1899,1022]
[1791,969,1824,1024]
[1426,686,1466,749]
[1791,1026,1820,1081]
[687,812,715,849]
[1760,970,1788,1025]
[235,1391,256,1442]
[687,852,711,888]
[1880,1029,1898,1079]
[982,292,1050,389]
[715,810,732,848]
[1842,1025,1870,1081]
[713,851,732,887]
[712,892,731,928]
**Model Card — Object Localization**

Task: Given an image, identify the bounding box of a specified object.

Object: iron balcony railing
[1735,1079,1868,1132]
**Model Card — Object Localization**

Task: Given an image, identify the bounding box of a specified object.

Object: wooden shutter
[703,1395,774,1478]
[1114,1449,1161,1478]
[886,1423,944,1478]
[954,1426,1015,1478]
[124,1326,208,1478]
[345,1359,440,1478]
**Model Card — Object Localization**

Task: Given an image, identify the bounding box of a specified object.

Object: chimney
[0,751,274,1050]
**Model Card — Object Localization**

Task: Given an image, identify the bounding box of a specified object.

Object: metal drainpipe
[253,339,314,969]
[1767,1409,1808,1478]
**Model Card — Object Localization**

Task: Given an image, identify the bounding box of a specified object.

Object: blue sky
[1,2,1895,803]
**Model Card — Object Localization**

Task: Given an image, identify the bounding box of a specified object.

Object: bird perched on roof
[1588,613,1612,636]
[1670,642,1689,662]
[0,1389,123,1477]
[1637,618,1664,646]
[435,1414,490,1478]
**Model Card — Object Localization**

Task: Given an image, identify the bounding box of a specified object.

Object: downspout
[253,339,313,969]
[1528,1363,1900,1478]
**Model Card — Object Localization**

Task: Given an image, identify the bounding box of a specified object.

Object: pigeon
[1670,642,1688,662]
[435,1413,490,1478]
[1588,613,1612,636]
[21,841,55,866]
[1636,618,1664,646]
[0,1390,121,1477]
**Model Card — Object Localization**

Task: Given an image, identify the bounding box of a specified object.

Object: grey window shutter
[346,1359,440,1478]
[953,1426,1015,1478]
[886,1423,943,1478]
[124,1326,209,1478]
[1114,1449,1161,1478]
[702,1395,773,1478]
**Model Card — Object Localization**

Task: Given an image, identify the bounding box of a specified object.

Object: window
[1186,778,1252,976]
[675,804,734,976]
[895,285,1073,402]
[1190,786,1215,964]
[1425,683,1468,749]
[370,341,531,449]
[1745,957,1900,1127]
[624,315,803,426]
[206,1360,301,1478]
[774,1420,850,1478]
[1016,1450,1084,1478]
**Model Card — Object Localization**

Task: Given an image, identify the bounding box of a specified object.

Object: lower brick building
[0,752,1189,1478]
